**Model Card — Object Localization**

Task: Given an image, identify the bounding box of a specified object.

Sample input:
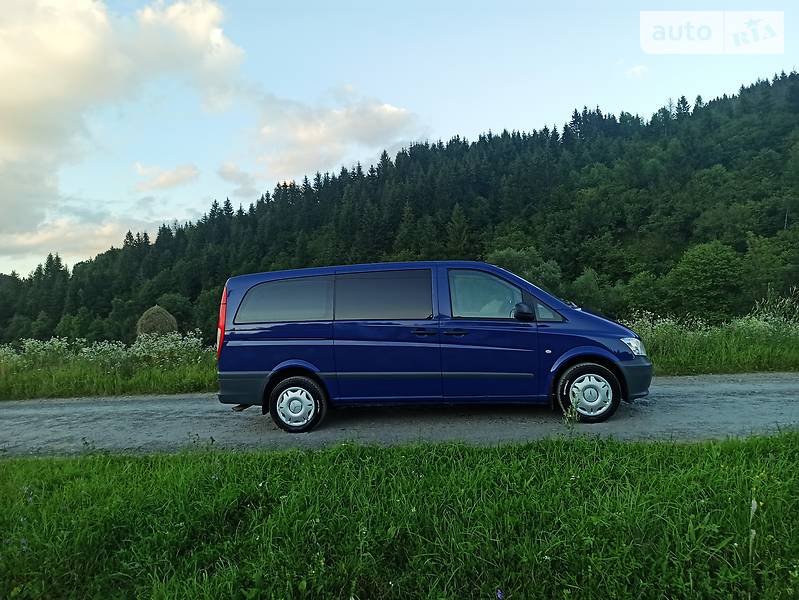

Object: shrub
[663,241,745,322]
[135,305,178,337]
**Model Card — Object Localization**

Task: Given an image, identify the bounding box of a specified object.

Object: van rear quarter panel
[219,319,337,404]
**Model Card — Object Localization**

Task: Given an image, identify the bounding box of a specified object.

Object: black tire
[555,362,621,423]
[268,375,328,433]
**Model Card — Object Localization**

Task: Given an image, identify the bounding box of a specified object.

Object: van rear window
[335,270,432,320]
[235,275,333,324]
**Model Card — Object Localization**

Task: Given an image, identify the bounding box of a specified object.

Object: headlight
[620,337,646,356]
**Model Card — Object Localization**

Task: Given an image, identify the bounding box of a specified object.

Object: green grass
[2,435,799,599]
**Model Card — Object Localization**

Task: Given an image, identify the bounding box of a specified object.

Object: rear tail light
[216,287,227,360]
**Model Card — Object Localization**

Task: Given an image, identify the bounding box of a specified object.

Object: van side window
[535,300,564,322]
[335,270,433,320]
[449,269,522,319]
[234,275,333,324]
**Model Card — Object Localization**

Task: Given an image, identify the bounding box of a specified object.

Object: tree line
[2,72,799,343]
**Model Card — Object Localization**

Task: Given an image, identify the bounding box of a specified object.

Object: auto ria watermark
[640,11,784,54]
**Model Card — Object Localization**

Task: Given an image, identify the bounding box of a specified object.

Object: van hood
[569,307,638,338]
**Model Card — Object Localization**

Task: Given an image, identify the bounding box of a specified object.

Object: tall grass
[626,293,799,375]
[0,332,216,399]
[0,296,797,400]
[1,435,798,599]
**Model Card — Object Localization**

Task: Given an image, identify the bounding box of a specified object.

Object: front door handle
[411,328,436,336]
[444,329,468,336]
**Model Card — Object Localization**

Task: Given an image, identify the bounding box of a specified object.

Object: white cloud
[0,218,131,260]
[134,162,199,191]
[134,0,243,110]
[217,162,260,198]
[626,64,649,79]
[0,0,242,270]
[254,92,422,181]
[0,1,424,273]
[0,215,157,276]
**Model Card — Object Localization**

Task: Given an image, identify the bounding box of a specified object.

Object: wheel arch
[261,361,331,414]
[547,348,629,406]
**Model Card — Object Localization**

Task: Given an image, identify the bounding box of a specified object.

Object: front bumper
[618,356,653,400]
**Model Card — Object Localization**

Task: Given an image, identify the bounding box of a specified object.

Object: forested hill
[2,72,799,343]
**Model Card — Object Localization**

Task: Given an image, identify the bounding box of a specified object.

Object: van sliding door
[333,268,442,402]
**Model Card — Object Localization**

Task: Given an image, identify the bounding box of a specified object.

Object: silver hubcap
[569,374,613,416]
[276,387,315,426]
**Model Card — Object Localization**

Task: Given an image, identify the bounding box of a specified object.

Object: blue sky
[1,0,795,274]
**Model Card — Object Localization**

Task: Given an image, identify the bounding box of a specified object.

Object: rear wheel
[268,375,328,433]
[555,362,621,423]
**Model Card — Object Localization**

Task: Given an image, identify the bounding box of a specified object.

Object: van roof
[224,260,571,312]
[226,260,494,286]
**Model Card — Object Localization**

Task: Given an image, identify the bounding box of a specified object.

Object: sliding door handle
[411,328,436,336]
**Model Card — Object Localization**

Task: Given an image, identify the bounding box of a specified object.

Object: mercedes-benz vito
[216,261,652,432]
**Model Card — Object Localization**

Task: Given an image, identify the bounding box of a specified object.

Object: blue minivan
[216,261,652,432]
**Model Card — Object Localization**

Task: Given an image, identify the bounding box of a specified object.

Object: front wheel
[555,362,621,423]
[268,375,328,433]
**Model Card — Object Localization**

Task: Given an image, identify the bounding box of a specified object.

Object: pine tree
[694,95,704,110]
[787,81,799,112]
[569,109,582,138]
[222,198,234,218]
[561,123,576,148]
[393,203,418,258]
[675,95,691,119]
[446,204,478,259]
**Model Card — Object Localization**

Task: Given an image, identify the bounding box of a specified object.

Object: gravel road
[1,373,797,455]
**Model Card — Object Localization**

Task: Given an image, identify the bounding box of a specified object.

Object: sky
[0,0,796,275]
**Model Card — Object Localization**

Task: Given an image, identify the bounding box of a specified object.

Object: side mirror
[513,302,535,322]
